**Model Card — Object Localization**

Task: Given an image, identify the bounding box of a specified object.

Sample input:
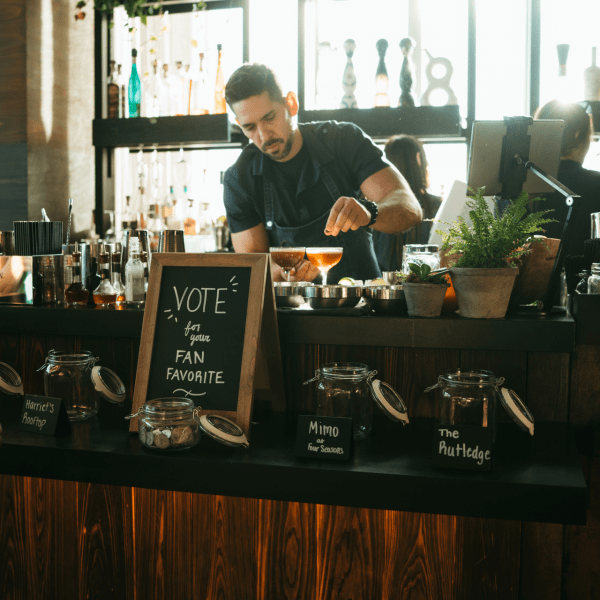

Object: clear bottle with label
[192,53,210,115]
[65,243,89,307]
[125,237,145,306]
[159,64,173,116]
[144,59,161,118]
[111,251,126,308]
[174,61,186,116]
[93,245,118,307]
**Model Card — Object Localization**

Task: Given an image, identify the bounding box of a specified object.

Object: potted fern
[403,263,449,317]
[438,188,554,319]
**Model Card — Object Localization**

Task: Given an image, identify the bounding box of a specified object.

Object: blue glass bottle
[128,49,141,118]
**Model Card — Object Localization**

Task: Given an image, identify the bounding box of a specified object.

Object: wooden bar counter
[0,304,598,600]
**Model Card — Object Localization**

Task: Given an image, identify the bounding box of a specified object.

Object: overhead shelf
[298,105,462,138]
[92,114,246,149]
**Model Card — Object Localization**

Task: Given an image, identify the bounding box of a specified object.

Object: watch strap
[357,198,378,227]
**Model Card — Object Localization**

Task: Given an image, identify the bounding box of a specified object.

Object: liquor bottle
[140,251,150,293]
[146,203,167,252]
[107,60,120,119]
[144,59,161,118]
[159,64,172,116]
[169,190,185,230]
[184,198,197,236]
[174,61,186,116]
[192,53,210,115]
[128,49,142,118]
[374,39,390,107]
[93,245,118,307]
[163,185,175,223]
[65,244,89,307]
[185,65,193,115]
[117,64,126,118]
[110,251,126,308]
[584,47,600,101]
[214,44,226,114]
[86,257,102,306]
[122,195,138,231]
[125,237,145,306]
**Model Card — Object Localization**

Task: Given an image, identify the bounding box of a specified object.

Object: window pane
[475,0,528,119]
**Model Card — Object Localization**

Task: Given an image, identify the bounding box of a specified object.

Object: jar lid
[91,366,126,403]
[370,380,409,425]
[500,388,534,435]
[0,362,23,396]
[198,414,249,448]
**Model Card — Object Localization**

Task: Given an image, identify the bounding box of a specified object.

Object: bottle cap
[132,49,138,58]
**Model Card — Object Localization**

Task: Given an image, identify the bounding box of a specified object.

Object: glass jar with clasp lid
[127,398,202,450]
[38,350,125,421]
[424,369,534,439]
[304,362,409,440]
[401,244,440,274]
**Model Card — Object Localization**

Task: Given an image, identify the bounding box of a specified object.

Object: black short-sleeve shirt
[223,121,390,233]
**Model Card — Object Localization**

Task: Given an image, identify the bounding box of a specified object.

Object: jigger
[158,230,186,253]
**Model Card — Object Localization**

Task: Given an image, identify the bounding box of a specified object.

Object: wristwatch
[357,198,378,227]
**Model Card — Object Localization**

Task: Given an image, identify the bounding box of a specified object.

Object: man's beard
[261,130,295,161]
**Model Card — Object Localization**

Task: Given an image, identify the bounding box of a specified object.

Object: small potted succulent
[438,188,554,319]
[403,263,449,317]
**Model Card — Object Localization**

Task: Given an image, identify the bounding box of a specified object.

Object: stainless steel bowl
[274,282,310,308]
[363,285,407,315]
[304,284,363,309]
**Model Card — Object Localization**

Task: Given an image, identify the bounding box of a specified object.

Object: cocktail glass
[306,247,343,285]
[269,247,306,281]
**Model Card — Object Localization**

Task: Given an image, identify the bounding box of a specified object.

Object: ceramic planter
[449,267,519,319]
[403,282,449,317]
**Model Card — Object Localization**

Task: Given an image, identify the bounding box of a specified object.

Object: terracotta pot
[509,238,560,305]
[449,267,519,319]
[403,282,449,317]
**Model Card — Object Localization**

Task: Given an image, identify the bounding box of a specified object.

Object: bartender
[222,63,422,283]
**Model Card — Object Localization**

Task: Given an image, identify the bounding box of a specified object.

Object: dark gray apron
[263,166,381,283]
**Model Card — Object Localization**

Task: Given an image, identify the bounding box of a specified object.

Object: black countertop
[0,401,587,525]
[0,304,576,352]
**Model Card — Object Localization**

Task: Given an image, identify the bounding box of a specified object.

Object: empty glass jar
[39,350,125,421]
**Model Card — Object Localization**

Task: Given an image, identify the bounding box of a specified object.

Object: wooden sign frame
[129,253,285,438]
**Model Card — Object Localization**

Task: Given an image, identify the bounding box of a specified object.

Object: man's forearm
[370,188,423,234]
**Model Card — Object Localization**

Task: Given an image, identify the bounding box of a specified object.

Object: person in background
[222,63,422,283]
[533,100,600,258]
[372,135,442,272]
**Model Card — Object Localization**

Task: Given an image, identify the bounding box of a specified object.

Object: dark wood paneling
[257,500,317,599]
[526,352,569,422]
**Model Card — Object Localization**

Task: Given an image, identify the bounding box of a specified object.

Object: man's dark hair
[534,100,592,157]
[225,63,285,108]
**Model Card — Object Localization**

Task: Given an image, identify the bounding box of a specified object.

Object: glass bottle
[214,44,226,114]
[128,49,141,118]
[169,196,185,231]
[122,195,138,231]
[159,64,172,117]
[140,251,150,293]
[107,60,119,119]
[117,64,126,118]
[587,264,600,294]
[144,59,160,118]
[65,244,89,307]
[192,53,210,115]
[86,257,102,306]
[146,203,167,252]
[184,64,193,115]
[174,61,185,116]
[93,245,118,307]
[374,39,390,107]
[125,237,145,306]
[110,251,126,308]
[184,198,197,236]
[163,185,175,223]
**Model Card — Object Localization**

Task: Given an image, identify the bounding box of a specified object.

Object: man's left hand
[324,197,370,236]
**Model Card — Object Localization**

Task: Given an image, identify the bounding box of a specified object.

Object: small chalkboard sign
[19,394,71,436]
[130,253,285,438]
[295,415,353,460]
[432,424,493,471]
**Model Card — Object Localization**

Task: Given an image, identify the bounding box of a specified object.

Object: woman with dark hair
[372,135,442,272]
[533,100,599,257]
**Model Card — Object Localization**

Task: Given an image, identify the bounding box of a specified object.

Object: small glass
[306,247,343,285]
[269,247,306,281]
[132,398,201,451]
[402,244,440,274]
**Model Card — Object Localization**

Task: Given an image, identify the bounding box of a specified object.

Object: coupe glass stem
[321,268,328,286]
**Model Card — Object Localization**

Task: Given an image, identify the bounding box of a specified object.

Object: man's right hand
[273,258,319,282]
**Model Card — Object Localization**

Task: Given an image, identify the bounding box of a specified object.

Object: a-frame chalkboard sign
[129,253,285,438]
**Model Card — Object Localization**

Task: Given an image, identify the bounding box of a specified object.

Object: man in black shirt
[223,63,422,282]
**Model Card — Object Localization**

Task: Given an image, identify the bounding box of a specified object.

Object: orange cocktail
[306,247,343,285]
[269,247,305,281]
